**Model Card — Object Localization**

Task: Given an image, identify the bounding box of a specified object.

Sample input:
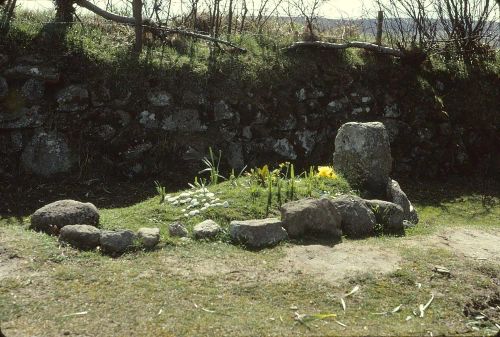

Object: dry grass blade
[392,304,403,313]
[340,298,346,312]
[419,293,435,318]
[62,311,88,317]
[334,319,347,327]
[345,285,360,297]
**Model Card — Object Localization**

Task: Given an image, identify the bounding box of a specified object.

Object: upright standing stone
[333,122,392,198]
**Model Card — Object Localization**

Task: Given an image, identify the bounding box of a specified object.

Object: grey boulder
[137,227,160,249]
[364,199,404,233]
[31,200,99,234]
[168,222,188,237]
[193,220,221,240]
[100,230,137,255]
[21,131,74,177]
[386,179,419,224]
[331,195,376,238]
[280,198,342,241]
[59,224,101,250]
[230,218,288,249]
[333,122,392,198]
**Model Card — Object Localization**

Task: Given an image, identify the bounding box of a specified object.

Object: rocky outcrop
[333,122,392,198]
[30,200,99,234]
[281,198,342,241]
[229,218,288,249]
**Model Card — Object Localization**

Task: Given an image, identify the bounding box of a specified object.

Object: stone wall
[0,52,498,181]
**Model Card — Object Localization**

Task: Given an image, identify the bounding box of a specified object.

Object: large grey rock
[386,179,419,224]
[56,84,89,112]
[30,200,99,234]
[193,220,221,240]
[230,218,288,249]
[333,122,392,197]
[168,222,188,237]
[0,76,8,99]
[100,230,137,255]
[59,224,101,250]
[21,131,74,176]
[4,65,60,83]
[137,227,160,249]
[331,195,376,238]
[273,138,297,160]
[280,198,342,241]
[364,199,404,233]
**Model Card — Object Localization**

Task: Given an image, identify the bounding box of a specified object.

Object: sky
[17,0,368,19]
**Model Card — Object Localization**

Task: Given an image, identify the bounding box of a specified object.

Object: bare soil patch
[281,242,401,283]
[0,246,24,280]
[425,229,500,262]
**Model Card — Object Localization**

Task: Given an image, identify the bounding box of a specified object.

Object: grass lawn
[1,176,499,337]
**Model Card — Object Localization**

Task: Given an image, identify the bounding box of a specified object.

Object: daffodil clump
[316,166,338,179]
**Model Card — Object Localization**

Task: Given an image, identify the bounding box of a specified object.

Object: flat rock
[230,218,288,249]
[59,224,101,250]
[137,227,160,249]
[30,200,99,234]
[100,230,137,255]
[193,220,221,240]
[365,199,404,233]
[280,198,342,241]
[331,195,376,238]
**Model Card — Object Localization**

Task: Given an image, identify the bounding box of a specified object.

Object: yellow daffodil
[317,166,338,179]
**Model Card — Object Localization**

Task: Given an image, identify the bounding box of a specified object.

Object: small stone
[137,227,160,249]
[59,224,101,250]
[99,230,137,255]
[188,210,200,216]
[148,90,171,107]
[222,201,229,208]
[21,78,45,103]
[56,84,89,112]
[193,220,221,240]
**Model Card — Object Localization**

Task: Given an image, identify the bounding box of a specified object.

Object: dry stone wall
[0,52,497,181]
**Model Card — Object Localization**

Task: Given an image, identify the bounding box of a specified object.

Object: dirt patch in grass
[0,246,25,280]
[281,242,402,283]
[413,229,500,262]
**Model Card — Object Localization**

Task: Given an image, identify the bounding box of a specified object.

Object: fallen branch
[75,0,246,53]
[284,40,404,58]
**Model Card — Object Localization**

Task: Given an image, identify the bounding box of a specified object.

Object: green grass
[1,179,499,336]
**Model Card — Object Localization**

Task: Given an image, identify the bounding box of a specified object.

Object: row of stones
[31,176,417,254]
